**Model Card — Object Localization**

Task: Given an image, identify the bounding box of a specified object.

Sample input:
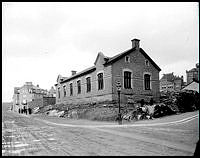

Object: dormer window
[145,60,149,66]
[125,56,130,63]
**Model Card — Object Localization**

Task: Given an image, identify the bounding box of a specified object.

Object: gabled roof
[94,52,109,65]
[181,80,199,93]
[104,47,161,71]
[139,48,161,71]
[59,42,161,84]
[104,48,134,65]
[56,75,68,83]
[60,66,96,84]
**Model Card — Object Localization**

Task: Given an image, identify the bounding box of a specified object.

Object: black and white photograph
[2,2,199,156]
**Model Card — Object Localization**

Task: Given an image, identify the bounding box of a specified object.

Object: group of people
[18,106,32,115]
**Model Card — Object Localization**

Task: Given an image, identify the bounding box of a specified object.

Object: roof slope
[61,66,96,83]
[182,81,199,93]
[59,45,161,84]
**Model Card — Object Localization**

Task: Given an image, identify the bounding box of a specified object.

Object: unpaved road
[2,110,199,156]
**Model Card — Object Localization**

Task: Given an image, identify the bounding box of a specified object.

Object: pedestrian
[18,108,20,113]
[28,108,32,115]
[23,106,26,114]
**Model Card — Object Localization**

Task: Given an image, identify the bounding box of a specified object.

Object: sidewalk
[28,111,199,127]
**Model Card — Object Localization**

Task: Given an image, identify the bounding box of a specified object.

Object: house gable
[57,75,62,83]
[94,52,109,66]
[104,48,161,71]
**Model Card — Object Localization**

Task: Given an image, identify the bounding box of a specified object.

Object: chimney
[25,82,32,85]
[71,70,77,76]
[131,38,140,49]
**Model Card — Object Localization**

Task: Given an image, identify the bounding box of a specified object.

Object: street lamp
[116,81,122,125]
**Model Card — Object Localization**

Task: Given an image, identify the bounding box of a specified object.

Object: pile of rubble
[31,90,198,121]
[122,103,176,121]
[122,90,199,121]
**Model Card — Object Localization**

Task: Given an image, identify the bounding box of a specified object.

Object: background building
[55,39,161,106]
[186,63,199,85]
[160,72,184,92]
[12,82,56,112]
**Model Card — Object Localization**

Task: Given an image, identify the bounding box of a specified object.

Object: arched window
[86,77,91,92]
[97,73,104,90]
[77,80,81,94]
[144,74,151,90]
[70,83,73,96]
[63,85,66,97]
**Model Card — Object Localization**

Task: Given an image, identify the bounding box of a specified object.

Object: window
[125,56,130,63]
[97,73,104,90]
[144,74,151,90]
[145,60,149,66]
[70,83,73,96]
[86,77,91,92]
[58,87,60,98]
[63,85,66,97]
[124,71,132,89]
[77,80,81,94]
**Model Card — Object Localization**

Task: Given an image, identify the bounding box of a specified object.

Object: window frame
[143,72,152,90]
[97,71,104,90]
[125,55,130,63]
[69,83,73,96]
[145,60,150,66]
[77,80,81,94]
[86,76,91,93]
[122,68,133,89]
[63,85,66,97]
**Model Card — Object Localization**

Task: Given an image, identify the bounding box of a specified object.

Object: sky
[2,2,199,102]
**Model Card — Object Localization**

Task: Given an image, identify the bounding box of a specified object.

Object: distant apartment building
[12,82,56,111]
[55,39,161,106]
[186,63,199,84]
[160,72,184,92]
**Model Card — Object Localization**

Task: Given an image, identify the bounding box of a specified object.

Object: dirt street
[2,110,199,156]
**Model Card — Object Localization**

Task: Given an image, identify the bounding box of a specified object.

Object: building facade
[55,39,161,106]
[12,82,55,111]
[160,73,184,92]
[28,96,56,109]
[186,63,199,85]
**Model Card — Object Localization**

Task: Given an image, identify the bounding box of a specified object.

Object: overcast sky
[2,2,199,102]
